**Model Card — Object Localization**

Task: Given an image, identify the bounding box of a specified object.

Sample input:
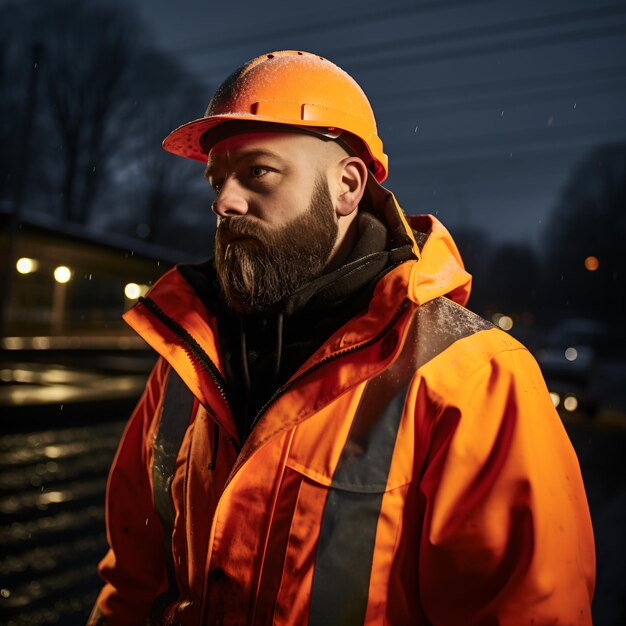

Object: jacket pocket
[265,462,410,626]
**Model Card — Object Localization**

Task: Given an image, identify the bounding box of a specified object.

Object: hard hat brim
[162,114,388,183]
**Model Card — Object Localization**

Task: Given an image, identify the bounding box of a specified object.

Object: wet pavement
[0,420,126,625]
[0,411,624,625]
[0,350,152,414]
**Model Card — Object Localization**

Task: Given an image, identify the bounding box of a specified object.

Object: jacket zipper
[138,296,240,452]
[246,298,412,434]
[140,295,411,455]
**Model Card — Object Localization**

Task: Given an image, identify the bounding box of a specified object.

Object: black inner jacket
[179,209,416,443]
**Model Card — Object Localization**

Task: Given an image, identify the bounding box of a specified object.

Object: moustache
[216,217,268,246]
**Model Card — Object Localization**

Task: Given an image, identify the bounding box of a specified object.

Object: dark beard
[214,177,338,314]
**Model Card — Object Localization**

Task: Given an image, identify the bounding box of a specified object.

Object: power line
[376,76,626,116]
[349,22,626,72]
[193,4,626,78]
[332,3,626,65]
[371,64,626,102]
[175,0,493,57]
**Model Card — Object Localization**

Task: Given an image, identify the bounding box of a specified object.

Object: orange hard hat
[162,50,388,182]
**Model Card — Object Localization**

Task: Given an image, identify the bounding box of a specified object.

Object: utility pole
[1,42,43,336]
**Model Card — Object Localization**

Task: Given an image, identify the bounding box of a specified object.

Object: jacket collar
[123,184,471,423]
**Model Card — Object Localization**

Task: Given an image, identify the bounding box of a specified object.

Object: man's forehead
[208,131,294,154]
[202,120,338,157]
[205,130,325,171]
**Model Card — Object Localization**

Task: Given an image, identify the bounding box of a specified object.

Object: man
[89,51,595,625]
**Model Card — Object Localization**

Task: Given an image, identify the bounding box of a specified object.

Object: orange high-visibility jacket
[92,185,595,626]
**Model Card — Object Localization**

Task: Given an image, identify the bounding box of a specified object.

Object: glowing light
[32,337,51,350]
[13,369,35,383]
[38,491,68,505]
[498,315,514,331]
[53,266,72,283]
[2,337,24,349]
[565,347,578,361]
[549,392,561,407]
[16,257,38,274]
[124,283,141,299]
[584,256,599,271]
[563,395,578,412]
[124,283,148,300]
[43,446,64,459]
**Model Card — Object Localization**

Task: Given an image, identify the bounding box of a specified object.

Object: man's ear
[335,157,368,217]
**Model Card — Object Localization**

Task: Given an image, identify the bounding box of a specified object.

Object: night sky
[128,0,626,246]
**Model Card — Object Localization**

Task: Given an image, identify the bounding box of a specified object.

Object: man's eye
[250,166,269,178]
[211,180,223,193]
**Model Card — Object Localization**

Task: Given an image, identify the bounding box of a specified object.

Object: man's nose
[211,178,248,217]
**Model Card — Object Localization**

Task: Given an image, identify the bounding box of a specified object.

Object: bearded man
[88,51,594,626]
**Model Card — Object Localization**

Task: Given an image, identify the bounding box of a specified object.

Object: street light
[584,256,599,271]
[52,266,72,333]
[124,282,141,300]
[492,313,514,331]
[53,266,72,283]
[563,395,578,412]
[16,257,39,274]
[124,283,149,300]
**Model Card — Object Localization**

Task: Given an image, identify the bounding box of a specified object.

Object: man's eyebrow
[204,149,286,181]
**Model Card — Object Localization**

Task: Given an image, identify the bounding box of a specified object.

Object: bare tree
[41,0,141,222]
[0,1,39,209]
[2,0,142,222]
[106,48,212,248]
[2,0,213,256]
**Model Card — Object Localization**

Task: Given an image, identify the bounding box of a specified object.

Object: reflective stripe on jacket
[92,184,595,626]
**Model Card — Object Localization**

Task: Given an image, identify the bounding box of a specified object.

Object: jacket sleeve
[88,358,170,626]
[418,346,595,626]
